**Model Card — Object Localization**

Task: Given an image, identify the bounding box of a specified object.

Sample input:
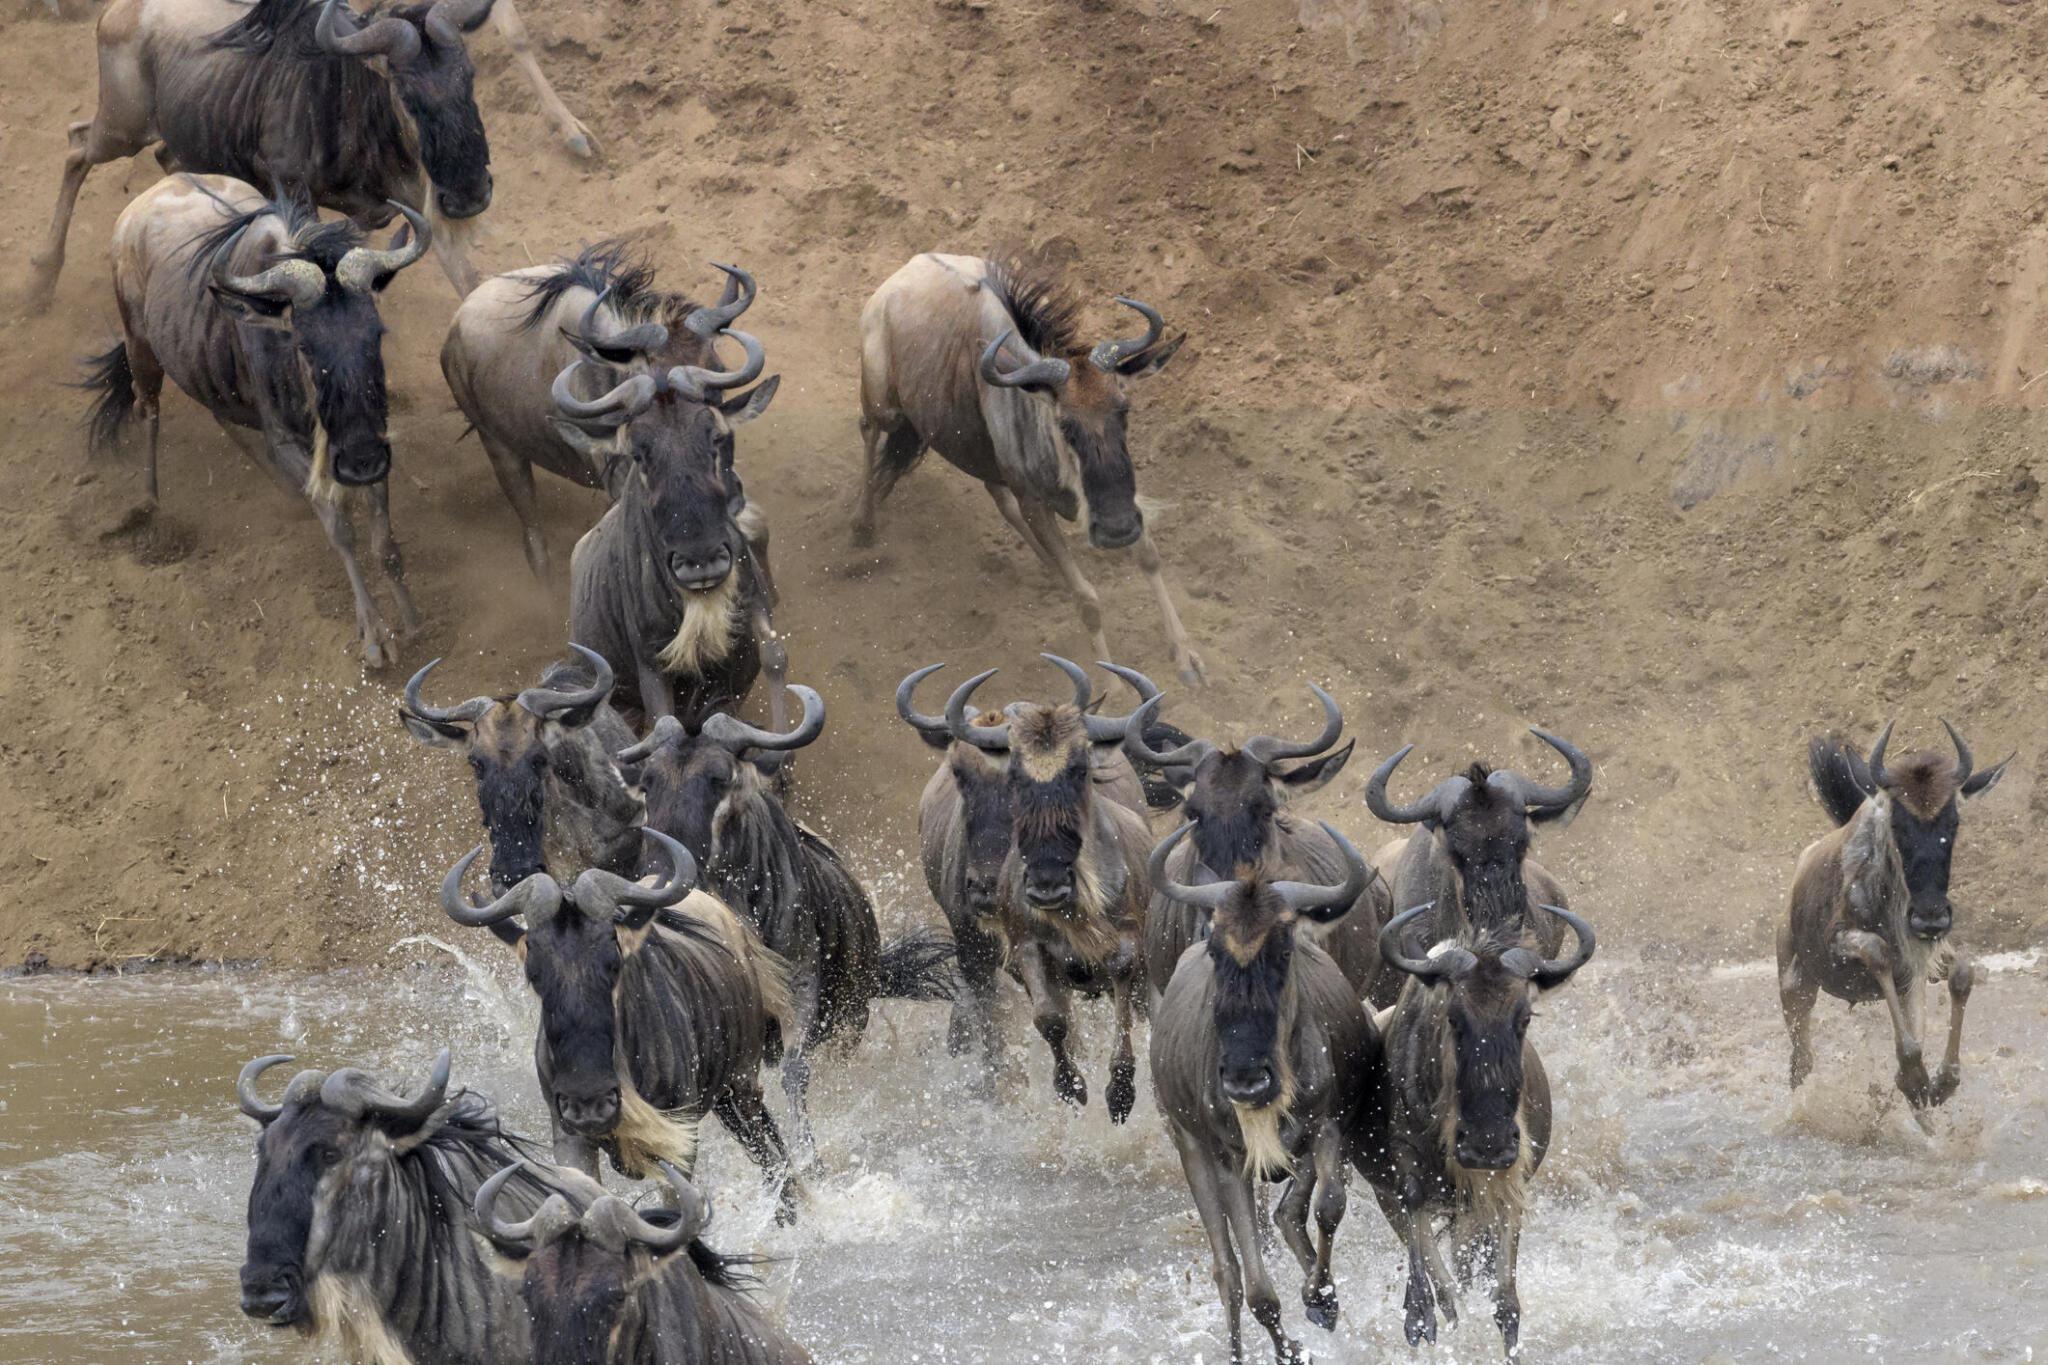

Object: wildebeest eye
[314,1143,343,1168]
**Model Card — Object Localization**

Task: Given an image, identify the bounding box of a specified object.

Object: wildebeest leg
[637,662,675,722]
[478,430,552,580]
[1015,497,1113,668]
[424,206,481,299]
[851,419,920,546]
[214,422,307,503]
[1126,527,1207,686]
[308,494,397,668]
[1106,966,1138,1124]
[1399,1205,1440,1345]
[713,1087,802,1226]
[1778,930,1819,1090]
[1169,1125,1246,1364]
[28,88,150,314]
[551,1124,600,1180]
[1218,1158,1302,1364]
[1014,945,1085,1106]
[754,606,790,735]
[1299,1126,1347,1330]
[1929,952,1972,1107]
[490,0,599,159]
[362,481,422,636]
[987,482,1057,570]
[780,969,823,1161]
[1493,1211,1525,1356]
[122,330,165,508]
[948,923,1007,1096]
[1835,929,1931,1106]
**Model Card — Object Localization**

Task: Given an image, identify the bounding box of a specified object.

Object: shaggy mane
[211,0,433,57]
[180,181,357,281]
[984,257,1083,359]
[516,240,704,335]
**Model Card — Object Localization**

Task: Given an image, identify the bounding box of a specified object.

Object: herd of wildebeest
[21,0,2021,1360]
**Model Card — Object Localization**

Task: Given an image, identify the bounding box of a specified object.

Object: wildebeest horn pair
[1148,820,1374,913]
[236,1047,452,1126]
[1364,729,1594,825]
[403,644,611,723]
[440,828,698,930]
[940,655,1150,750]
[1859,717,2007,795]
[477,1157,706,1257]
[1119,672,1343,772]
[1378,902,1597,989]
[209,201,431,309]
[552,330,764,428]
[316,0,494,63]
[618,686,826,765]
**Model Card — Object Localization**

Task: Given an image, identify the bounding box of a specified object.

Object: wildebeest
[1357,901,1596,1354]
[82,174,428,666]
[400,644,644,893]
[440,828,804,1222]
[1120,674,1387,1003]
[236,1046,595,1363]
[621,684,956,1145]
[29,0,501,310]
[477,1158,814,1365]
[1361,730,1593,1004]
[555,307,788,730]
[1781,720,2012,1113]
[442,245,777,582]
[1149,821,1379,1365]
[855,253,1203,684]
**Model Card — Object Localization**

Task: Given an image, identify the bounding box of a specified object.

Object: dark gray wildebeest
[1361,730,1593,1008]
[236,1046,599,1364]
[478,1159,815,1365]
[1781,720,2012,1116]
[28,0,516,310]
[440,828,806,1223]
[897,657,1166,1099]
[442,244,778,583]
[1356,900,1597,1356]
[623,685,956,1148]
[82,174,428,666]
[855,253,1203,685]
[555,306,789,731]
[1118,672,1389,1004]
[400,644,645,894]
[926,659,1159,1120]
[1148,822,1380,1365]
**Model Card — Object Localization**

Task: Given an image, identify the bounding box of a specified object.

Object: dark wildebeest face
[1849,720,2012,940]
[979,297,1187,551]
[1365,730,1594,934]
[440,832,697,1139]
[1381,904,1596,1171]
[1152,821,1371,1110]
[621,685,826,867]
[235,1049,454,1328]
[898,664,1015,918]
[314,0,497,219]
[207,203,433,486]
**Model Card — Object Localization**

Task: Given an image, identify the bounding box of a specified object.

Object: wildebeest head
[205,198,431,486]
[618,685,824,868]
[234,1048,455,1329]
[314,0,497,219]
[441,830,697,1140]
[1831,720,2013,940]
[942,655,1150,919]
[551,267,779,593]
[1365,731,1593,934]
[899,664,1015,919]
[1381,902,1596,1171]
[401,645,635,893]
[1121,669,1354,875]
[978,266,1186,550]
[1152,821,1372,1114]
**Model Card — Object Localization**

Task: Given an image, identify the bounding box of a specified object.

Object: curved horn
[1148,822,1235,911]
[1501,728,1594,813]
[572,828,698,915]
[665,328,764,401]
[424,0,494,46]
[1866,719,1895,791]
[315,0,423,63]
[1121,693,1215,769]
[895,664,953,741]
[1043,653,1095,711]
[551,360,656,429]
[475,1162,577,1257]
[1037,654,1140,744]
[1364,745,1437,824]
[1088,296,1166,371]
[682,263,757,340]
[1242,684,1345,768]
[616,714,685,767]
[320,1047,451,1126]
[515,643,613,720]
[979,330,1072,391]
[1271,823,1374,913]
[571,286,670,359]
[1940,717,1974,788]
[334,200,431,293]
[944,669,1010,751]
[1097,662,1162,704]
[1378,903,1456,981]
[403,657,492,726]
[1531,905,1597,988]
[439,847,562,928]
[237,1054,296,1123]
[210,221,325,312]
[701,685,825,754]
[605,1159,703,1253]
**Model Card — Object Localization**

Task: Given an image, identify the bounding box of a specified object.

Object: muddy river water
[3,934,2046,1363]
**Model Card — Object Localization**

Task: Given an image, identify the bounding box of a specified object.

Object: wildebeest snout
[1220,1062,1279,1108]
[554,1079,621,1136]
[1454,1120,1522,1172]
[669,543,734,592]
[1907,898,1952,940]
[1086,505,1143,551]
[1022,865,1073,911]
[239,1263,304,1326]
[963,870,1001,917]
[435,174,493,221]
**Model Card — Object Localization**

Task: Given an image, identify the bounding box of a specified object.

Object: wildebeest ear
[1116,331,1187,379]
[210,285,294,328]
[1961,752,2015,799]
[400,709,470,748]
[1277,740,1355,797]
[454,0,499,33]
[1500,947,1544,981]
[552,416,624,466]
[917,727,953,752]
[717,374,780,426]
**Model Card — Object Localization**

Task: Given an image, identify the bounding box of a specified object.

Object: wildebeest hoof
[1106,1070,1136,1124]
[1053,1065,1088,1107]
[1303,1284,1339,1331]
[1404,1309,1436,1346]
[850,521,878,549]
[1176,647,1208,687]
[1928,1064,1961,1107]
[562,124,600,160]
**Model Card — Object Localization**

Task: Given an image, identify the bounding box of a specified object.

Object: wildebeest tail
[875,927,958,1002]
[1808,733,1873,827]
[80,342,136,458]
[1130,717,1198,811]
